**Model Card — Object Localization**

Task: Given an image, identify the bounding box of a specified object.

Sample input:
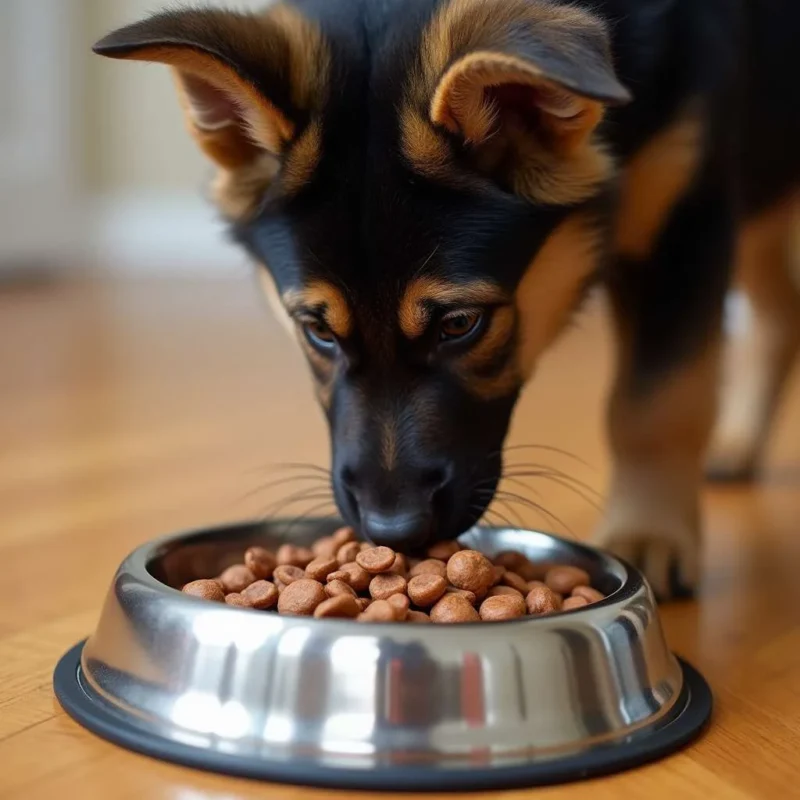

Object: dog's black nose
[360,509,433,550]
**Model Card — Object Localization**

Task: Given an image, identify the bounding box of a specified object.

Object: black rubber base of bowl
[54,640,712,792]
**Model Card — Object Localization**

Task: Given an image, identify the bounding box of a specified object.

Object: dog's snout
[361,509,433,549]
[336,460,452,550]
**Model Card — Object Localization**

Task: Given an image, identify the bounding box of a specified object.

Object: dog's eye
[439,309,484,343]
[302,319,337,353]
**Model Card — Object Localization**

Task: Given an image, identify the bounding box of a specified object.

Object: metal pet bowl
[54,520,711,791]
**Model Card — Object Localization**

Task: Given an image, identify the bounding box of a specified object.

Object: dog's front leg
[594,176,734,600]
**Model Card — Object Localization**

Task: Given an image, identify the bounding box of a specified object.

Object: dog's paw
[593,524,699,601]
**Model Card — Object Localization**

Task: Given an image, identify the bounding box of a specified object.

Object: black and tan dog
[94,0,800,598]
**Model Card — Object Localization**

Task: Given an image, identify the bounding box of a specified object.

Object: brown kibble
[525,584,563,615]
[355,597,371,612]
[276,544,314,568]
[447,550,494,597]
[219,565,256,593]
[327,562,371,592]
[388,553,408,577]
[487,585,524,599]
[387,593,410,620]
[516,559,547,582]
[479,594,526,621]
[430,594,480,623]
[273,564,306,586]
[369,573,408,600]
[445,586,477,605]
[409,559,447,579]
[277,579,327,616]
[305,557,339,582]
[545,566,591,595]
[359,542,372,551]
[427,540,461,561]
[407,610,431,623]
[492,565,506,586]
[274,579,287,593]
[244,547,277,580]
[311,536,339,559]
[182,579,225,602]
[407,574,447,607]
[332,526,356,546]
[572,585,605,604]
[492,551,528,571]
[357,599,396,622]
[224,592,252,607]
[562,595,590,612]
[501,571,529,595]
[241,580,279,609]
[356,546,397,573]
[325,579,357,599]
[314,594,360,619]
[336,541,360,565]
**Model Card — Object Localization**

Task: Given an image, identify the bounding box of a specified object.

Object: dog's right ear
[93,7,329,178]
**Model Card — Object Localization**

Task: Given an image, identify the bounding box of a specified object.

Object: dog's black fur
[95,0,800,596]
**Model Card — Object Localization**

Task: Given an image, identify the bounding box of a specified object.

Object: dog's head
[95,0,629,550]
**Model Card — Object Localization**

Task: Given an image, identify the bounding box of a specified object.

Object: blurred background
[0,0,270,277]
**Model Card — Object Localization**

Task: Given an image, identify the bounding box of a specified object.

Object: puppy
[95,0,800,598]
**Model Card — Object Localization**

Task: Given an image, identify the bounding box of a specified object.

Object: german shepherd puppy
[95,0,800,598]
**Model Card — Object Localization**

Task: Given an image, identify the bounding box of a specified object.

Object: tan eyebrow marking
[283,280,353,338]
[398,276,509,338]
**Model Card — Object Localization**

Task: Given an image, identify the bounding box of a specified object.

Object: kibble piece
[224,592,252,607]
[274,579,287,593]
[244,547,277,580]
[357,599,396,622]
[525,585,563,615]
[492,551,528,571]
[219,565,256,594]
[332,526,356,546]
[311,536,339,559]
[277,579,327,616]
[327,562,371,592]
[487,585,523,599]
[242,580,279,609]
[409,559,447,579]
[305,557,339,582]
[492,565,506,586]
[407,574,447,607]
[273,564,306,586]
[276,544,315,568]
[369,573,408,600]
[388,553,408,577]
[182,579,225,602]
[447,550,495,598]
[562,595,590,612]
[545,566,591,595]
[356,546,397,574]
[355,597,371,612]
[407,610,431,623]
[314,594,360,619]
[359,542,372,552]
[572,585,605,604]
[336,541,360,565]
[479,594,526,621]
[516,559,547,582]
[387,593,410,620]
[501,571,530,595]
[430,594,481,623]
[445,586,477,605]
[427,540,461,561]
[325,579,357,598]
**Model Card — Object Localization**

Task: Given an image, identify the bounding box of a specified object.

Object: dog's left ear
[426,0,630,153]
[93,7,328,171]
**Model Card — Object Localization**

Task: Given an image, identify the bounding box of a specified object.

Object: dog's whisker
[232,473,330,507]
[501,443,595,470]
[283,501,338,537]
[501,469,604,504]
[493,490,575,538]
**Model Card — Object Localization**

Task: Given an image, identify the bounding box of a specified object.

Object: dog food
[181,528,608,623]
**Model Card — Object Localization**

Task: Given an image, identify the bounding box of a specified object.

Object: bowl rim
[120,518,641,628]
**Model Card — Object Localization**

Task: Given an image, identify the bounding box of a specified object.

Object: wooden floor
[1,277,799,800]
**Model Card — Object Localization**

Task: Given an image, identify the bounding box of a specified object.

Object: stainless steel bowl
[54,520,711,791]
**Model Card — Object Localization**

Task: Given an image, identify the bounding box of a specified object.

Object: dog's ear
[426,0,629,150]
[410,0,630,203]
[93,7,328,171]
